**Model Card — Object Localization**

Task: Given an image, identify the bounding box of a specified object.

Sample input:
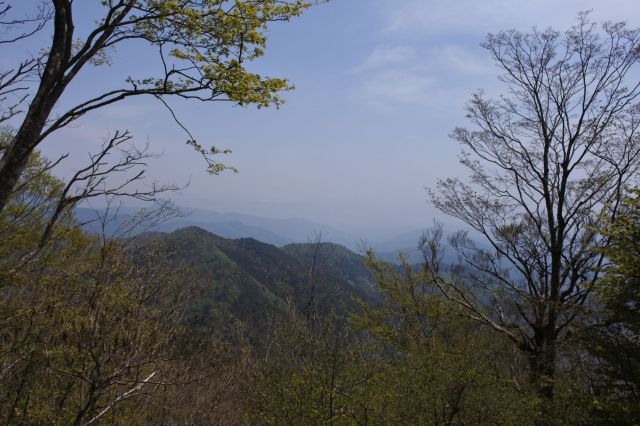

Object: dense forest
[1,1,640,425]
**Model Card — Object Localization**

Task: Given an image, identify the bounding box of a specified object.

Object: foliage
[1,148,638,424]
[0,154,242,424]
[584,189,640,423]
[249,253,542,425]
[0,0,312,212]
[248,310,361,425]
[351,254,540,425]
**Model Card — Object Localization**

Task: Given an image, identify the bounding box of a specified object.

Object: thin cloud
[358,67,436,108]
[387,0,640,34]
[353,44,494,109]
[353,45,418,72]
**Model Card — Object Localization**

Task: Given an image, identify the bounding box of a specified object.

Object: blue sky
[14,0,640,235]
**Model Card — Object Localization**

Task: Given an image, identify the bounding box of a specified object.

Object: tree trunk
[0,0,73,213]
[528,326,558,422]
[529,341,556,399]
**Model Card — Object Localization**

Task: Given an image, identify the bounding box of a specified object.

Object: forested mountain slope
[139,227,375,331]
[283,242,375,293]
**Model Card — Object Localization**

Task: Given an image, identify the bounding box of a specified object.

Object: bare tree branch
[428,13,640,399]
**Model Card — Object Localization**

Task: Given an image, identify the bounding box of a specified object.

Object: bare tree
[0,0,311,213]
[426,13,640,400]
[0,127,182,272]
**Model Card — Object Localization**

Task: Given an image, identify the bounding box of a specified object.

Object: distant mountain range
[76,206,357,247]
[75,206,463,264]
[73,207,486,338]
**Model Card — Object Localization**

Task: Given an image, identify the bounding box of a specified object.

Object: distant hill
[136,227,375,333]
[75,206,360,249]
[153,219,290,246]
[180,208,358,248]
[75,206,476,266]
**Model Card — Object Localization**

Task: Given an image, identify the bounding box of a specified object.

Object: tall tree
[426,13,640,402]
[0,0,310,213]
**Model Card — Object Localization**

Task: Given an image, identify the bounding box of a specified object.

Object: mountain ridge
[135,226,376,333]
[76,206,468,264]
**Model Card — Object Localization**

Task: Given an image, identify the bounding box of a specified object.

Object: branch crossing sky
[15,0,640,235]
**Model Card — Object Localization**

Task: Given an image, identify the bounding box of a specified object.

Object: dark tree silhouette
[426,13,640,401]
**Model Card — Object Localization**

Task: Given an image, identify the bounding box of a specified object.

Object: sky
[8,0,640,236]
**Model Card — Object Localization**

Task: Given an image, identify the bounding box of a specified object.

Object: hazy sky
[19,0,640,234]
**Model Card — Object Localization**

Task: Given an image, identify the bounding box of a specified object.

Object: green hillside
[282,241,375,295]
[141,227,374,332]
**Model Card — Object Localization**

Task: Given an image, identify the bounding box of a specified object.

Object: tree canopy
[0,0,311,213]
